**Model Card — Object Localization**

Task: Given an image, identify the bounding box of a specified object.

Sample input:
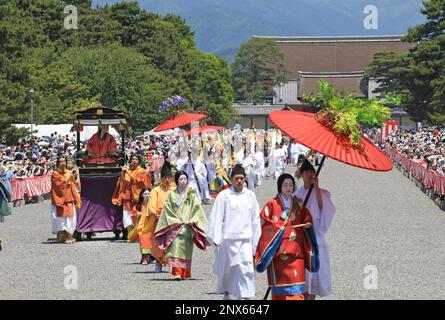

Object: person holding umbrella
[294,159,336,299]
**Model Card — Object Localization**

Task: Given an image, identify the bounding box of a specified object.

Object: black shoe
[121,229,128,240]
[113,231,121,240]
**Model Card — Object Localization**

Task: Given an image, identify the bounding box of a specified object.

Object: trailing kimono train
[154,187,210,279]
[255,195,319,299]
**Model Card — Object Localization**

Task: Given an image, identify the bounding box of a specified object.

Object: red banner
[385,145,445,196]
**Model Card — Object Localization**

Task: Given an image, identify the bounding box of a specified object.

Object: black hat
[231,164,246,178]
[297,154,306,164]
[161,161,172,178]
[299,159,315,174]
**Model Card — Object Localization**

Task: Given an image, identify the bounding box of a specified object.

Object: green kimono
[154,187,210,269]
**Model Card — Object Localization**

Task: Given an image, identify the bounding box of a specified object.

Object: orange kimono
[84,132,118,164]
[51,170,81,217]
[112,166,152,240]
[112,167,152,211]
[136,184,175,263]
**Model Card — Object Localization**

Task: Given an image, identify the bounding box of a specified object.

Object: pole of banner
[263,154,326,300]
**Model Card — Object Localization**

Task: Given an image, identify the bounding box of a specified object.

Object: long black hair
[175,170,188,185]
[277,173,295,194]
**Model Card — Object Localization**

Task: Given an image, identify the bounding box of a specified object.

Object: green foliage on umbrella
[303,80,391,145]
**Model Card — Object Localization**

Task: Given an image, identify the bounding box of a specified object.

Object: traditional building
[253,35,414,101]
[232,35,416,129]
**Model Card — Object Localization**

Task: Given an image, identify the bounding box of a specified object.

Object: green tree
[0,0,236,141]
[231,38,289,104]
[366,0,445,125]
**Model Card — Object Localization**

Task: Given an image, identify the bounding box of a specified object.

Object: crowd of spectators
[0,132,171,181]
[384,127,445,176]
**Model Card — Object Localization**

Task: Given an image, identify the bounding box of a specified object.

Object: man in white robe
[206,165,261,300]
[182,155,210,204]
[242,153,256,191]
[293,159,336,299]
[273,143,287,179]
[254,148,265,187]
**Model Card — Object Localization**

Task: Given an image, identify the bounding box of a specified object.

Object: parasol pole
[303,155,326,207]
[263,154,326,300]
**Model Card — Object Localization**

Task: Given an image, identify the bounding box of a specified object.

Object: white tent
[13,124,119,141]
[145,128,175,137]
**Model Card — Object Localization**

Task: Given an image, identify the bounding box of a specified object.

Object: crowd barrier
[10,174,52,202]
[384,144,445,209]
[8,157,165,204]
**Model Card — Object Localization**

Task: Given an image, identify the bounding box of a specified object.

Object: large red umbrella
[154,113,207,132]
[269,110,392,171]
[183,125,224,136]
[263,109,392,300]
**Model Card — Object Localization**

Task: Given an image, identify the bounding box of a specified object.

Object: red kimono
[255,194,318,300]
[84,132,118,164]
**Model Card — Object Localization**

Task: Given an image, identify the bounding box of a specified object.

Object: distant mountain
[91,0,425,60]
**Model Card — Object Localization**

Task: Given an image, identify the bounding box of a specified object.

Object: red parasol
[269,110,392,172]
[183,125,224,136]
[262,110,392,300]
[154,113,207,132]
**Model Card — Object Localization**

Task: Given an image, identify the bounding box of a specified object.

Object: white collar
[230,186,246,194]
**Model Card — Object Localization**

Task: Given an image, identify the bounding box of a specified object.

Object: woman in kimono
[294,159,336,299]
[154,171,211,280]
[255,173,318,300]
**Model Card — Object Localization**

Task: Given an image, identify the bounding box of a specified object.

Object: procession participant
[154,171,210,280]
[132,188,151,264]
[206,165,261,300]
[242,150,256,191]
[84,125,119,164]
[290,142,301,164]
[273,142,287,179]
[254,144,265,188]
[50,156,81,244]
[142,161,175,271]
[181,151,210,204]
[204,150,218,198]
[0,165,12,251]
[112,154,152,240]
[255,174,315,300]
[210,156,230,197]
[294,159,336,300]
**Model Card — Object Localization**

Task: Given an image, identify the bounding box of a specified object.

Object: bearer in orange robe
[112,154,152,240]
[51,156,81,244]
[84,125,119,164]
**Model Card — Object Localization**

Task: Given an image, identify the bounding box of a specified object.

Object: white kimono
[182,160,210,202]
[242,155,256,191]
[273,147,287,179]
[290,143,300,164]
[254,151,265,187]
[175,156,188,173]
[206,187,261,299]
[294,186,336,297]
